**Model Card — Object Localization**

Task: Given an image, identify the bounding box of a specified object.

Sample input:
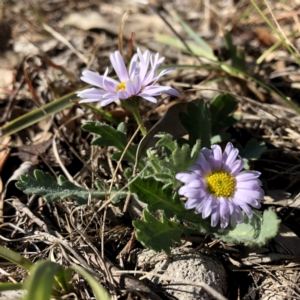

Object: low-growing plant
[16,48,279,256]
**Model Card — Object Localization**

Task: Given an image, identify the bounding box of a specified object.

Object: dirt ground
[1,0,300,299]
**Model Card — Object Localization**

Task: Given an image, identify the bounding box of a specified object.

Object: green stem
[131,107,147,136]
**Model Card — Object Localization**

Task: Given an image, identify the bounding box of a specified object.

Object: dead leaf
[63,11,119,35]
[15,139,53,165]
[0,161,35,222]
[0,136,11,172]
[273,224,300,255]
[263,190,300,209]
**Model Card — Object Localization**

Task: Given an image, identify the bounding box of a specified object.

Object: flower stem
[122,96,147,136]
[131,107,147,136]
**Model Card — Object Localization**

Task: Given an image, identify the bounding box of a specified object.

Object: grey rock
[137,247,227,300]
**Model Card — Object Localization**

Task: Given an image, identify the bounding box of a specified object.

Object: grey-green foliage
[16,169,125,205]
[212,210,280,246]
[133,209,184,255]
[130,176,280,253]
[144,133,200,189]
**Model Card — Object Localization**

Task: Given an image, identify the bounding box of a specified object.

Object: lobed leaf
[16,169,125,205]
[171,140,200,173]
[133,209,183,255]
[82,121,137,165]
[130,177,185,219]
[155,133,176,152]
[213,210,280,246]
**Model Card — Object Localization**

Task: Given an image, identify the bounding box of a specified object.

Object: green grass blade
[0,88,119,136]
[156,30,300,115]
[256,30,298,65]
[0,283,23,292]
[23,260,59,300]
[83,103,119,125]
[71,265,111,300]
[156,34,217,61]
[170,11,216,59]
[250,0,300,66]
[0,246,33,271]
[0,91,78,137]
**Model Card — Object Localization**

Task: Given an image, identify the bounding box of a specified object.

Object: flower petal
[110,51,129,81]
[138,94,157,103]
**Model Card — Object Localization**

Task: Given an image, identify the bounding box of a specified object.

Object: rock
[136,247,227,300]
[0,290,25,300]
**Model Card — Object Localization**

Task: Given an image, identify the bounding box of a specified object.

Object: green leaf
[213,210,280,246]
[0,91,77,137]
[170,11,216,58]
[82,121,137,165]
[130,177,185,219]
[179,100,211,148]
[155,133,176,152]
[223,32,246,72]
[133,209,183,254]
[0,283,23,292]
[16,169,126,205]
[71,265,110,300]
[54,266,73,292]
[239,139,267,160]
[172,140,200,173]
[155,33,217,61]
[209,94,239,135]
[23,260,60,300]
[0,246,33,271]
[143,134,199,188]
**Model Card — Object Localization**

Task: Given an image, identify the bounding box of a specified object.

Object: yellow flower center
[116,81,126,91]
[206,171,236,198]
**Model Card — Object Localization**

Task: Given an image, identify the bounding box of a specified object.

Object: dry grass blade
[2,0,300,299]
[42,23,88,64]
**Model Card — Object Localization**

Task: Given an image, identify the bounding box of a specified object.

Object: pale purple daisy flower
[176,142,264,228]
[76,48,179,106]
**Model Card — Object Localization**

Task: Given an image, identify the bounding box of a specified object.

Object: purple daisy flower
[76,48,179,106]
[176,142,264,228]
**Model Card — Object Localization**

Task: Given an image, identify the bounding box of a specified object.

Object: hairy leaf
[213,210,280,246]
[171,140,200,173]
[130,177,185,218]
[144,134,200,188]
[82,121,137,164]
[155,133,176,151]
[133,209,183,254]
[16,169,125,205]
